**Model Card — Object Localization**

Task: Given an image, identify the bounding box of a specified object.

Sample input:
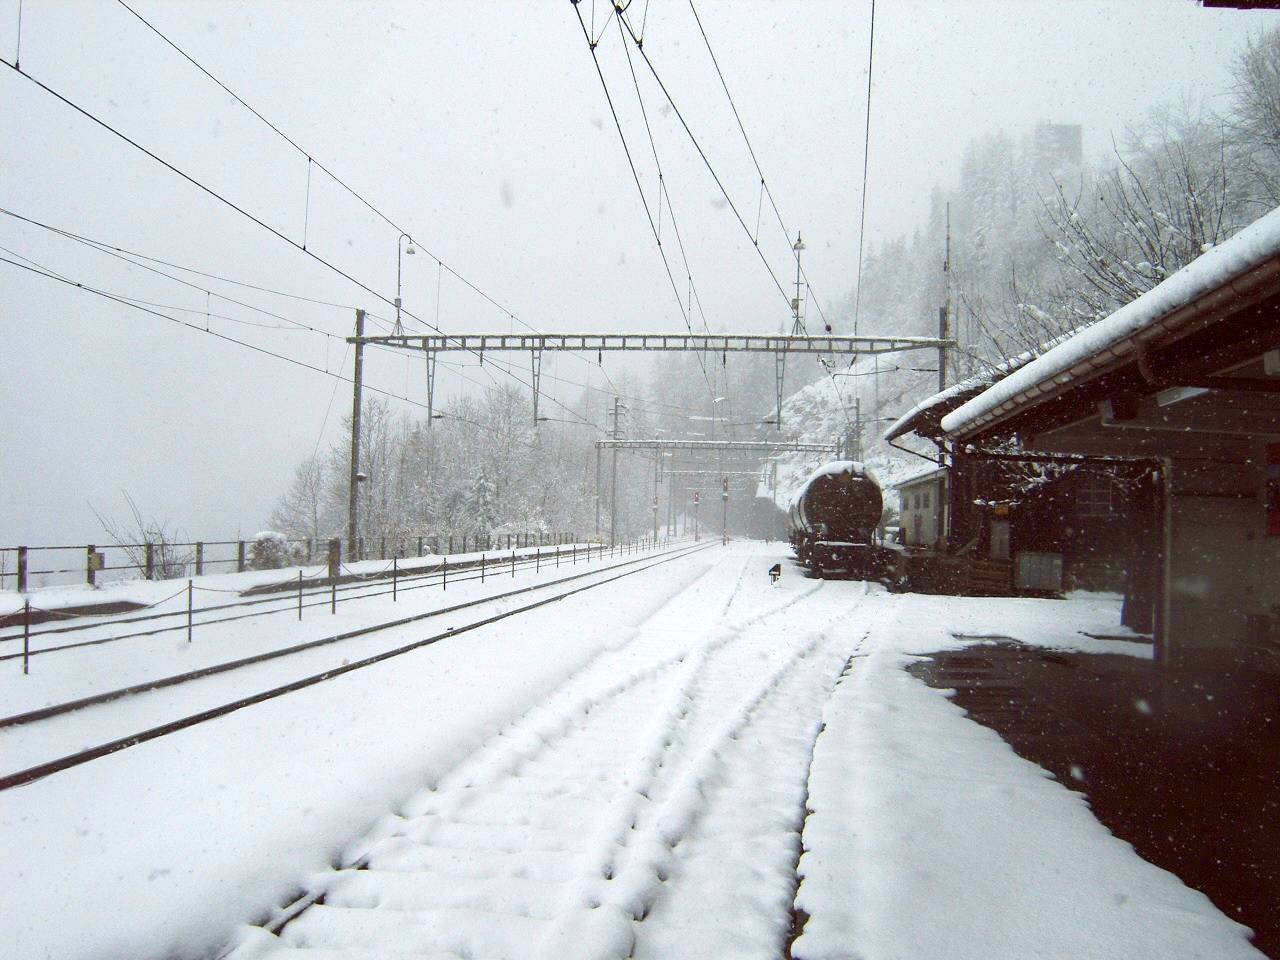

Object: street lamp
[394,233,416,336]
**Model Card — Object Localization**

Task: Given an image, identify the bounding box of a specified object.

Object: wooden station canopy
[939,205,1280,668]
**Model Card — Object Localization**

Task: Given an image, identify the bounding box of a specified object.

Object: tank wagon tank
[788,460,890,578]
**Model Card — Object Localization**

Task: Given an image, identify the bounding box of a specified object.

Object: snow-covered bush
[249,531,303,571]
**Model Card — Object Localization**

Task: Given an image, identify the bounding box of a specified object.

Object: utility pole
[939,203,951,394]
[873,355,881,431]
[609,396,625,546]
[853,396,863,461]
[721,476,729,546]
[594,441,601,540]
[790,232,806,335]
[938,203,952,467]
[653,459,660,542]
[347,309,365,558]
[667,473,674,535]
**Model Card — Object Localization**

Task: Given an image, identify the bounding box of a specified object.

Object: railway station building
[884,353,1149,603]
[939,206,1280,669]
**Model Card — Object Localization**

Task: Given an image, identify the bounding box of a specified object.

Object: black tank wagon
[788,461,891,578]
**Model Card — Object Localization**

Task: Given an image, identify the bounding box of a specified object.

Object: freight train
[787,461,892,579]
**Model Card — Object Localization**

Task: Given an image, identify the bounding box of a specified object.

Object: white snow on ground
[0,543,633,735]
[228,550,873,960]
[941,202,1280,436]
[1,545,1262,960]
[0,541,705,960]
[793,591,1262,960]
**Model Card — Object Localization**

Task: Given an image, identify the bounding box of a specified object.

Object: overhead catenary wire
[1,55,541,403]
[108,0,624,397]
[0,206,359,311]
[8,14,765,437]
[611,4,792,310]
[0,211,348,342]
[851,0,876,336]
[612,10,717,402]
[4,204,633,418]
[2,254,429,410]
[683,0,843,362]
[5,249,616,442]
[570,4,707,380]
[615,1,854,433]
[3,211,660,428]
[680,0,860,432]
[0,56,599,431]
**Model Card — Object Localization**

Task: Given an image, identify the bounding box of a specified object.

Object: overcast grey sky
[3,0,1276,545]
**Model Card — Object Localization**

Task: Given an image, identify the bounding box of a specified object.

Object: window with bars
[1076,474,1117,518]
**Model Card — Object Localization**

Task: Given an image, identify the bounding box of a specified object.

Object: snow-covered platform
[0,545,1266,959]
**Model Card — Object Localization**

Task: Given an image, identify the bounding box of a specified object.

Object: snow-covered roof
[889,465,948,490]
[881,379,985,443]
[882,330,1079,443]
[942,203,1280,438]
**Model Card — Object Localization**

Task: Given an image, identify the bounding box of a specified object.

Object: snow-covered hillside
[773,377,928,509]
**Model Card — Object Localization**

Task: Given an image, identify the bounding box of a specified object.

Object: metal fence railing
[0,532,579,593]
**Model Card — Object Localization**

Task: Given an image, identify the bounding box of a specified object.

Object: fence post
[16,546,27,593]
[511,550,516,577]
[480,553,485,583]
[298,570,304,620]
[187,579,193,642]
[87,544,97,586]
[144,542,155,580]
[195,541,204,576]
[236,540,246,573]
[23,599,30,675]
[392,558,398,602]
[507,534,512,550]
[306,539,313,564]
[327,538,341,580]
[442,556,447,591]
[536,548,540,573]
[418,535,424,557]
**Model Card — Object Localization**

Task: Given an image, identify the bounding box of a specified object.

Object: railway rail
[0,538,715,792]
[226,559,871,959]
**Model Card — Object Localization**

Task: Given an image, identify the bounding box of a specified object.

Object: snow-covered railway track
[0,541,703,732]
[228,562,871,960]
[0,543,622,664]
[0,541,716,793]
